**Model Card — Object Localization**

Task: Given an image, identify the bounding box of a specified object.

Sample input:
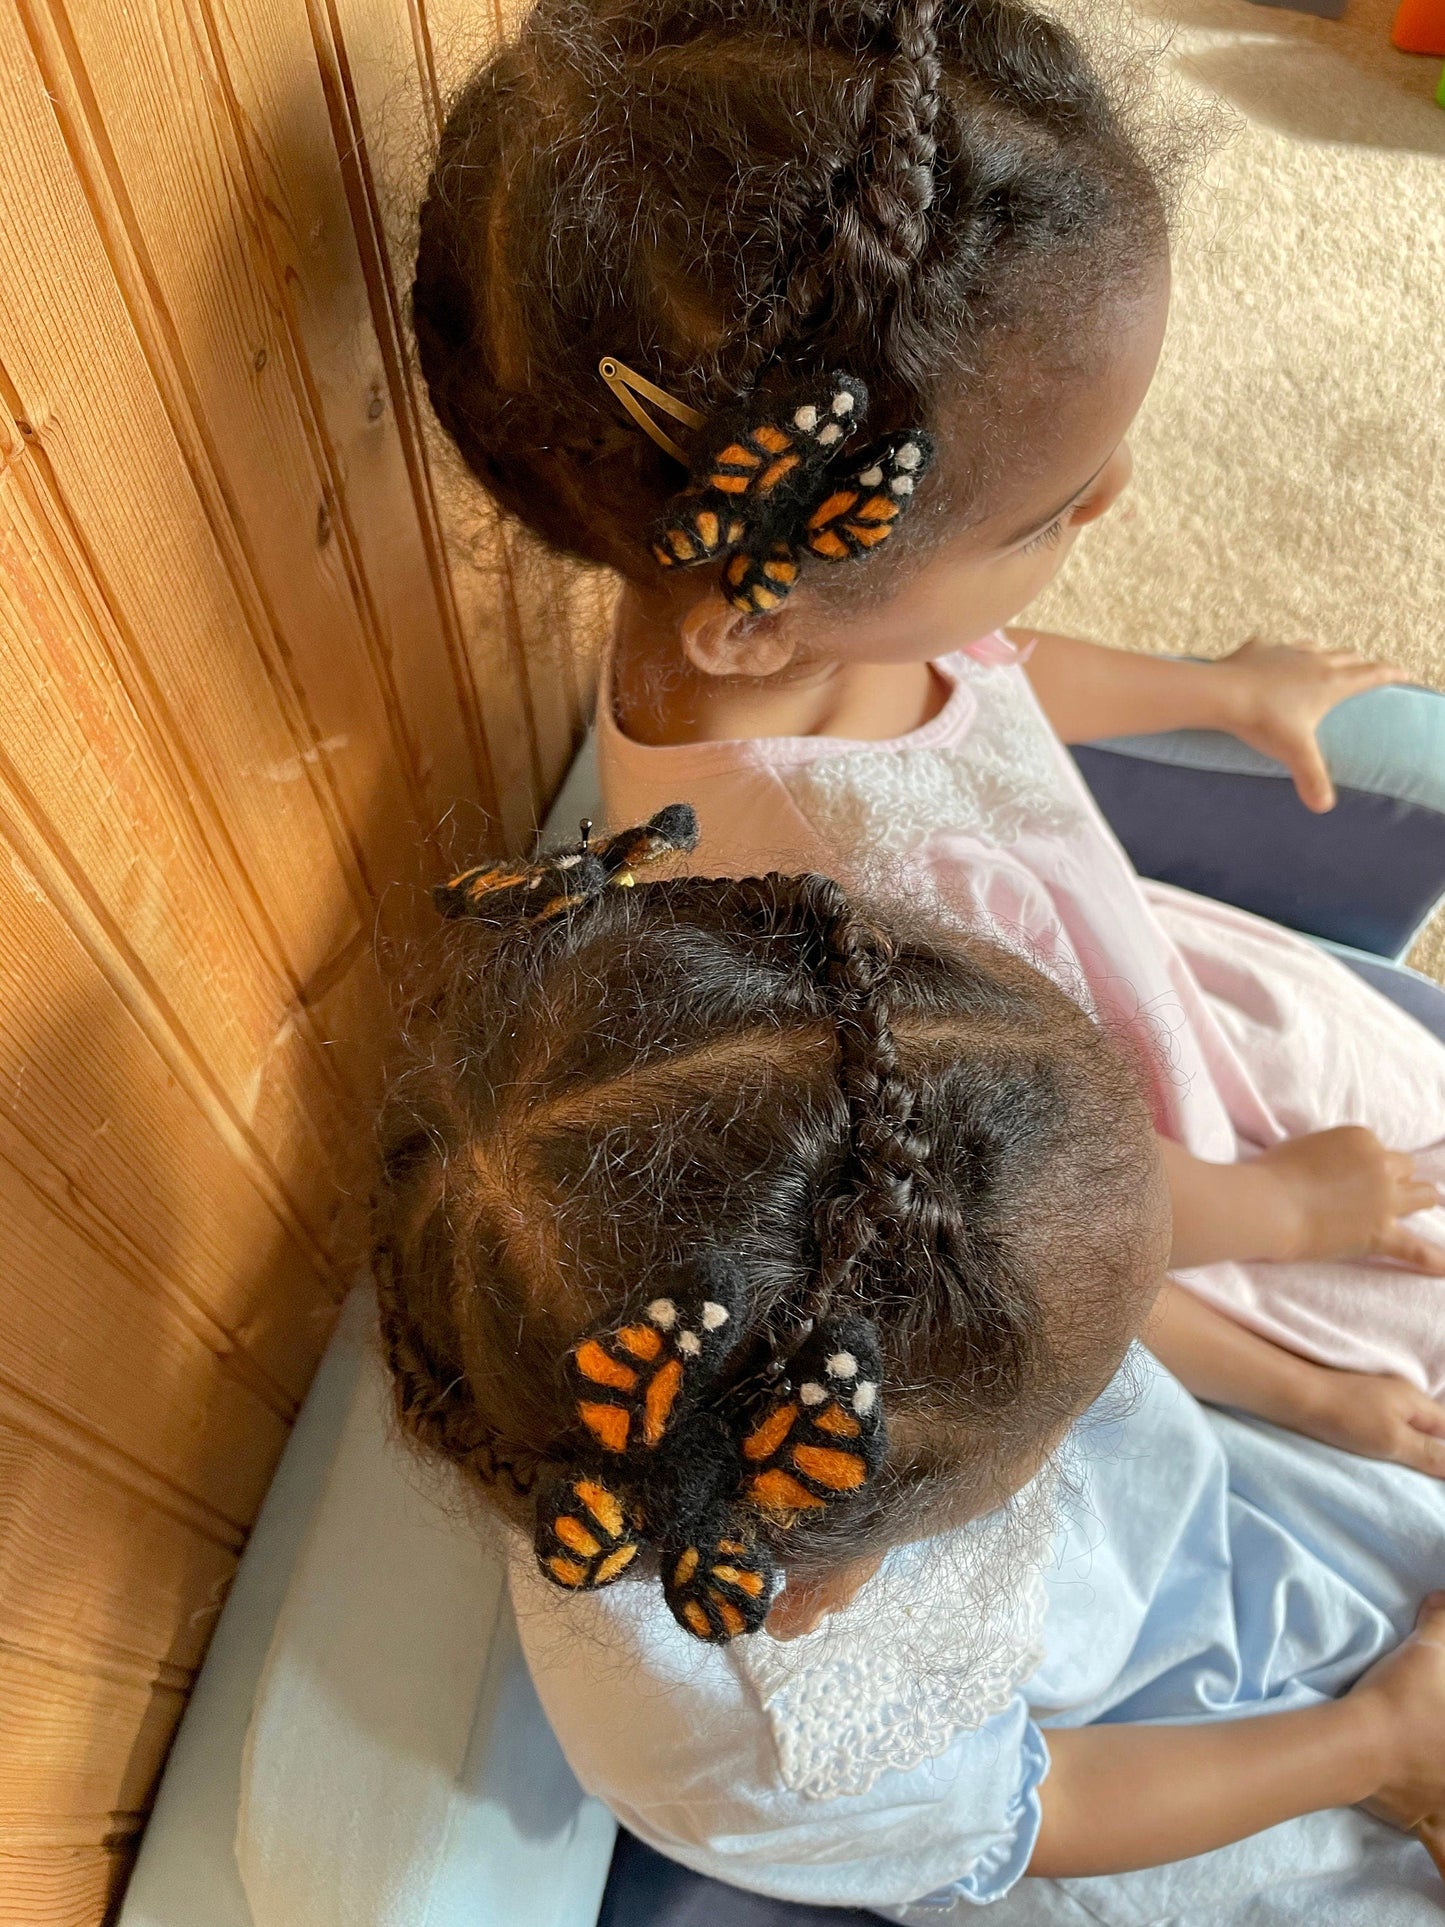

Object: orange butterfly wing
[652,376,867,573]
[534,1470,642,1592]
[563,1271,743,1463]
[803,435,934,565]
[661,1519,777,1642]
[740,1318,885,1520]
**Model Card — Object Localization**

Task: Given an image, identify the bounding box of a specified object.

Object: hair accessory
[599,357,706,465]
[434,803,699,927]
[533,1252,888,1643]
[651,375,934,615]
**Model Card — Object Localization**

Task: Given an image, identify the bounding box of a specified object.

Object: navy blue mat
[599,1831,879,1927]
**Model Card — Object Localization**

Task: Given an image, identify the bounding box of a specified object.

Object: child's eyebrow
[998,457,1111,549]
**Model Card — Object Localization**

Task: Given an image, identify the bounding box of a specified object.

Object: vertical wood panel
[0,0,598,1913]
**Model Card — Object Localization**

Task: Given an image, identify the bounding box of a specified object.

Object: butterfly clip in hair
[534,1251,888,1644]
[435,803,699,928]
[649,372,935,617]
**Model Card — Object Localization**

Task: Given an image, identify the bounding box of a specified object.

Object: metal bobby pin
[598,357,705,465]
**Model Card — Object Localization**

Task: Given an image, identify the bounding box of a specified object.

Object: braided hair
[375,865,1160,1578]
[411,0,1172,582]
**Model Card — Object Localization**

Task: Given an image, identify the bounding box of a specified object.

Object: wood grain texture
[0,0,593,1913]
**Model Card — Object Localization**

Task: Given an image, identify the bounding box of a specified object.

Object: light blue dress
[510,1350,1445,1923]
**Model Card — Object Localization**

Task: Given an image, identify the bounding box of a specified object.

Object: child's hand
[1258,1126,1445,1273]
[1354,1592,1445,1876]
[1297,1368,1445,1478]
[1217,637,1408,813]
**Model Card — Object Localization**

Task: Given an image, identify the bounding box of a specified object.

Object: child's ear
[680,590,798,681]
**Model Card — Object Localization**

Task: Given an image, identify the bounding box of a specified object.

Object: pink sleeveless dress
[599,637,1445,1393]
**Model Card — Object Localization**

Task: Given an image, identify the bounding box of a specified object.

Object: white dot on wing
[826,1351,858,1379]
[647,1298,678,1328]
[793,405,819,431]
[853,1382,877,1415]
[678,1331,702,1356]
[858,466,883,486]
[800,1382,826,1406]
[701,1302,730,1330]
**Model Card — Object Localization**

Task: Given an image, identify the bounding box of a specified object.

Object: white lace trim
[781,664,1082,858]
[738,1478,1055,1802]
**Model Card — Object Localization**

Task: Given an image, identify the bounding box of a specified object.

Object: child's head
[413,0,1172,673]
[376,831,1167,1638]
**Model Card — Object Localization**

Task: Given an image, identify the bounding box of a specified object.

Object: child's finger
[1378,1224,1445,1276]
[1399,1178,1445,1217]
[1287,738,1336,814]
[1398,1427,1445,1479]
[1332,660,1410,692]
[1407,1395,1445,1441]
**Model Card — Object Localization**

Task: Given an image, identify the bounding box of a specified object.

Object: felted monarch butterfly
[740,1317,886,1519]
[804,434,937,564]
[434,804,699,927]
[651,375,867,572]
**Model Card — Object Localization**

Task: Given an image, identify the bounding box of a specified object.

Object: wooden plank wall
[0,0,599,1914]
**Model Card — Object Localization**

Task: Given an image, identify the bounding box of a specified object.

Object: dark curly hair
[375,869,1161,1574]
[411,0,1170,585]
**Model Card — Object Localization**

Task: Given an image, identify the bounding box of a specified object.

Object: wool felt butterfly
[434,803,699,927]
[533,1253,888,1643]
[651,374,868,574]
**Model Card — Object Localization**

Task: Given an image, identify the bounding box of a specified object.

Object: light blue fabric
[1089,681,1445,815]
[518,1347,1445,1924]
[891,1353,1445,1925]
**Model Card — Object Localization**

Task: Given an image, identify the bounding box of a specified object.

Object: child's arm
[1147,1281,1445,1477]
[1159,1129,1444,1275]
[1012,629,1406,812]
[1032,1594,1445,1878]
[1150,1132,1445,1472]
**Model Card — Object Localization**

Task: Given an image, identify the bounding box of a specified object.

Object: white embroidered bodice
[738,1472,1057,1801]
[780,662,1084,859]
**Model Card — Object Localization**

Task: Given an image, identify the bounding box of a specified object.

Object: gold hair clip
[599,357,705,465]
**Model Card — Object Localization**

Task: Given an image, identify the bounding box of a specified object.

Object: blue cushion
[1074,681,1445,961]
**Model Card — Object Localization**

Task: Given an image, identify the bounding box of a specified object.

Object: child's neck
[612,593,948,748]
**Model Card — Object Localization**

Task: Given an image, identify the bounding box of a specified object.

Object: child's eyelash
[1018,515,1067,556]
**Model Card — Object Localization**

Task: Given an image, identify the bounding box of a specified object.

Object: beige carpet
[1024,0,1445,978]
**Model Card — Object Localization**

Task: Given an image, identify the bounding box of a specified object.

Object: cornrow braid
[856,0,943,278]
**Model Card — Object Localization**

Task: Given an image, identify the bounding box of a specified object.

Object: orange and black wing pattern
[803,434,935,565]
[719,542,803,616]
[563,1268,744,1466]
[534,1470,642,1593]
[435,806,698,927]
[434,848,604,927]
[651,375,867,573]
[740,1317,886,1521]
[661,1517,777,1643]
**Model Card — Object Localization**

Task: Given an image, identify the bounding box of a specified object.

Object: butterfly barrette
[534,1254,887,1643]
[434,803,699,928]
[646,372,935,616]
